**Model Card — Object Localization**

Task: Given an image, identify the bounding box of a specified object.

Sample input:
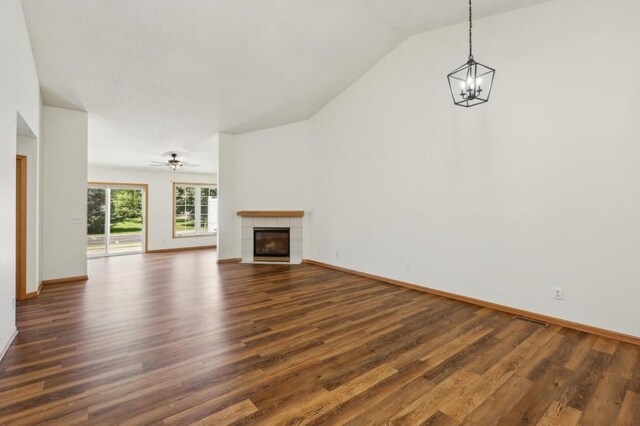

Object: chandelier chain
[468,0,473,60]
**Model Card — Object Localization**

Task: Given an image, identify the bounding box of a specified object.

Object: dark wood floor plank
[579,371,628,425]
[0,249,636,424]
[536,400,583,426]
[439,326,560,423]
[462,373,533,424]
[563,349,614,411]
[617,391,640,426]
[501,363,574,425]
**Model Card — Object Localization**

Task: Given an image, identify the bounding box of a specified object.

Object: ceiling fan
[149,153,199,171]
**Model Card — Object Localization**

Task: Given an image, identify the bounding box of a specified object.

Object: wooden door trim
[16,155,27,301]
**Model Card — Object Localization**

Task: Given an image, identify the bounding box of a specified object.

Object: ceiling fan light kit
[168,153,181,171]
[447,0,495,108]
[149,153,199,171]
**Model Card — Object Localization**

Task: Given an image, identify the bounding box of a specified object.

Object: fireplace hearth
[253,228,290,262]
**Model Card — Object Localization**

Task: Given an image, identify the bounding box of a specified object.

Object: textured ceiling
[21,0,552,173]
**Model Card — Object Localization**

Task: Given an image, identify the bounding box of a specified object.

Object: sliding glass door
[87,184,146,257]
[87,186,108,256]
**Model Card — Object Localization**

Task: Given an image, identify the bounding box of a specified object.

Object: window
[174,183,217,237]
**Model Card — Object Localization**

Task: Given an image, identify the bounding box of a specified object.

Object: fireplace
[253,228,290,262]
[238,212,303,264]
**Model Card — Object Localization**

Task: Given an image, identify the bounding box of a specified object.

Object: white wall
[235,122,309,210]
[217,133,240,260]
[217,123,309,260]
[42,106,88,281]
[0,0,42,357]
[304,0,640,337]
[88,166,217,251]
[16,135,40,293]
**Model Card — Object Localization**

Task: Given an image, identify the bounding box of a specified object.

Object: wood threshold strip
[236,210,304,217]
[303,259,640,347]
[147,245,217,254]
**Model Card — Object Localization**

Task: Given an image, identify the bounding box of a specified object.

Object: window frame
[172,182,217,238]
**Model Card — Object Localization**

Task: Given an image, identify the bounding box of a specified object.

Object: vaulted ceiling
[21,0,552,173]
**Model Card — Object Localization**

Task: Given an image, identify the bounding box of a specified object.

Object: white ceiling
[21,0,552,173]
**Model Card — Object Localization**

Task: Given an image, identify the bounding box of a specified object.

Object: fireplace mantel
[237,210,304,218]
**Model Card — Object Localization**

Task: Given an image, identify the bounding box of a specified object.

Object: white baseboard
[0,328,18,362]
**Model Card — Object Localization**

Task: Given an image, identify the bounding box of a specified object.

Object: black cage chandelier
[447,0,495,107]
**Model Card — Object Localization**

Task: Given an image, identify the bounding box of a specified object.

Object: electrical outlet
[73,216,83,225]
[553,287,563,300]
[335,251,340,258]
[404,262,411,271]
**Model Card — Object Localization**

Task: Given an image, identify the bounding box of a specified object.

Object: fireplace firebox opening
[253,227,290,262]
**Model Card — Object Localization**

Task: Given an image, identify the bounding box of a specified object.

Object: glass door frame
[87,182,148,258]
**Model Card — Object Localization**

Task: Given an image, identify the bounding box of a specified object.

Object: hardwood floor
[1,249,638,425]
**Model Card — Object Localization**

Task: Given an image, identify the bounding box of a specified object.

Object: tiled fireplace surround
[240,214,303,264]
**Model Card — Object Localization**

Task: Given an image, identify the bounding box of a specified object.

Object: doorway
[16,156,27,300]
[87,183,148,257]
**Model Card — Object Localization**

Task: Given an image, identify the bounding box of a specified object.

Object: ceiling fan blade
[149,164,167,167]
[182,164,200,167]
[150,161,167,164]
